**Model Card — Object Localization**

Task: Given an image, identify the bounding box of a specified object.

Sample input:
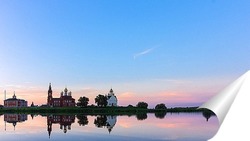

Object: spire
[108,128,112,134]
[64,87,68,96]
[48,130,51,138]
[13,122,16,131]
[13,91,16,99]
[4,90,6,100]
[110,88,113,93]
[48,83,52,92]
[108,88,114,96]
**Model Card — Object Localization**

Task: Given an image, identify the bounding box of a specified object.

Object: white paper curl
[200,70,250,140]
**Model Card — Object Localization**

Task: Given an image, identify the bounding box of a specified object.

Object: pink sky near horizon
[0,75,234,108]
[0,77,232,108]
[0,87,214,108]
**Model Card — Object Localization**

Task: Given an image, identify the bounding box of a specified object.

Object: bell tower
[47,116,52,138]
[47,83,53,106]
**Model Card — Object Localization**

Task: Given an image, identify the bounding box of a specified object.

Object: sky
[0,0,250,107]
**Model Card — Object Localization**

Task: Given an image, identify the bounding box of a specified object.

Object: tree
[77,96,89,107]
[136,102,148,109]
[77,114,89,126]
[202,109,214,122]
[94,115,107,128]
[31,102,35,107]
[155,103,167,110]
[136,113,148,120]
[95,94,107,107]
[155,112,167,119]
[127,104,134,108]
[30,114,34,119]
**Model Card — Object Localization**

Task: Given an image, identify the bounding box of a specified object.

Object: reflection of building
[106,115,117,133]
[4,114,28,130]
[93,115,117,133]
[47,83,75,107]
[4,92,28,108]
[107,89,117,107]
[202,110,213,122]
[47,115,75,138]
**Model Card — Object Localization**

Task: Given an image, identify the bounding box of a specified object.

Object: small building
[4,92,28,108]
[106,115,117,133]
[47,83,75,107]
[107,89,118,107]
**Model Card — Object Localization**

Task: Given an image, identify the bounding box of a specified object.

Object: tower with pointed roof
[47,83,75,107]
[47,83,53,107]
[107,88,118,107]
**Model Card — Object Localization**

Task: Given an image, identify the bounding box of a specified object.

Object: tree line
[77,94,167,110]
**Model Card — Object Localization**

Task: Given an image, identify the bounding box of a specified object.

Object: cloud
[133,47,157,59]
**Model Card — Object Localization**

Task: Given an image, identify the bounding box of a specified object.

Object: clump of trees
[136,113,148,120]
[154,103,167,119]
[127,104,134,108]
[136,102,148,109]
[155,103,167,110]
[95,94,108,107]
[155,112,167,119]
[76,114,89,126]
[94,115,107,128]
[77,96,89,107]
[75,94,168,113]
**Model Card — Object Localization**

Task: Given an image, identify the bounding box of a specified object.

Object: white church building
[106,115,117,133]
[106,89,117,107]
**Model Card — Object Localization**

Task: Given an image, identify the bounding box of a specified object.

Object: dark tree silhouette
[136,102,148,109]
[31,102,35,107]
[136,113,148,120]
[202,110,214,122]
[76,115,89,126]
[95,94,107,107]
[94,115,107,128]
[155,103,167,110]
[77,96,89,107]
[127,104,134,108]
[30,114,34,119]
[155,112,167,119]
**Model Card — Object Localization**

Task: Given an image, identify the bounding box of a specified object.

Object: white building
[107,89,117,107]
[106,115,117,133]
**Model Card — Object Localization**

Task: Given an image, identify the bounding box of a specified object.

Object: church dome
[110,89,113,93]
[64,87,68,93]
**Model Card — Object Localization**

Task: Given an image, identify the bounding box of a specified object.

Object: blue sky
[0,0,250,107]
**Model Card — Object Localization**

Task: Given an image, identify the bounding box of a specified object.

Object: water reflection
[47,115,75,138]
[0,112,219,140]
[4,114,28,130]
[76,115,88,126]
[136,113,148,120]
[202,110,215,122]
[94,115,107,128]
[155,111,167,119]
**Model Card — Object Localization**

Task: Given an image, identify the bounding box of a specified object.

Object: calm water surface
[0,112,219,141]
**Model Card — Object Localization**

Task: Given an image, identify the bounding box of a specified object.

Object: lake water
[0,112,219,141]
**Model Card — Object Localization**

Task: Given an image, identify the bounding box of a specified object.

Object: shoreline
[0,106,213,115]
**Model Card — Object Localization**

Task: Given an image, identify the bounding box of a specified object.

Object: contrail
[133,47,156,59]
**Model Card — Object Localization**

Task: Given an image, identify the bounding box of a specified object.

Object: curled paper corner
[199,70,250,140]
[199,71,248,125]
